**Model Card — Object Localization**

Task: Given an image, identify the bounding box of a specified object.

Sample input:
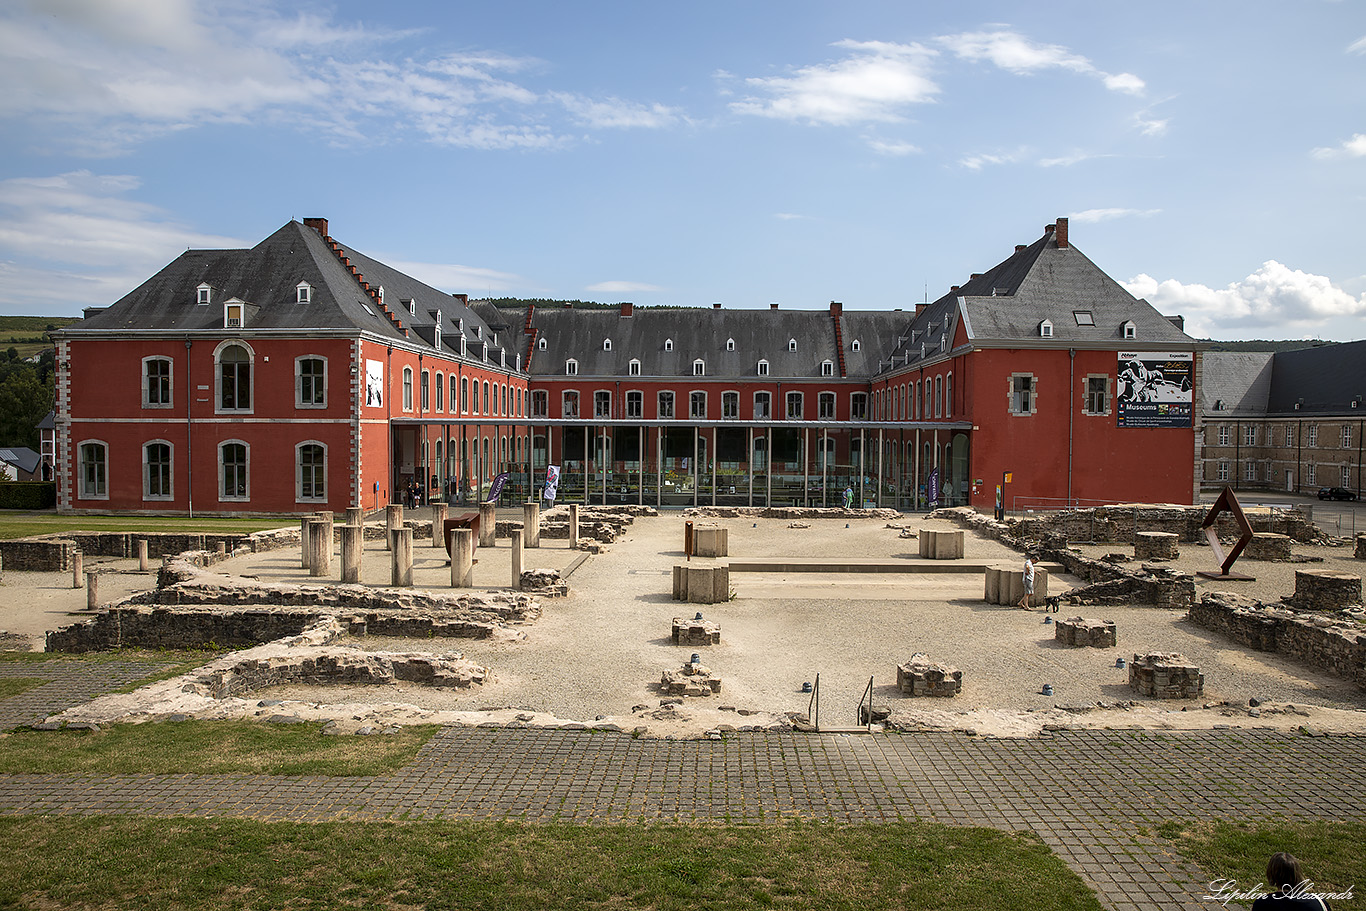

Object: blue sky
[1,1,1363,341]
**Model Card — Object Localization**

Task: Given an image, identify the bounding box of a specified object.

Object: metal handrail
[857,675,874,730]
[807,673,820,731]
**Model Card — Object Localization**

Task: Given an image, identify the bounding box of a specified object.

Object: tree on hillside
[0,360,53,449]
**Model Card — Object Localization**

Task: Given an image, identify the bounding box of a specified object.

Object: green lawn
[0,719,439,777]
[0,513,292,541]
[0,817,1104,911]
[1160,817,1362,907]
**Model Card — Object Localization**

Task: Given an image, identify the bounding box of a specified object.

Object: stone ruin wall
[1188,593,1366,689]
[1010,503,1323,545]
[684,506,902,521]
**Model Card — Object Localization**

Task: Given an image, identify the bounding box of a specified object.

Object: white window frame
[788,339,797,352]
[664,338,673,352]
[1307,462,1316,485]
[603,338,612,352]
[1343,425,1352,448]
[1218,425,1230,446]
[142,356,173,409]
[538,337,547,350]
[296,441,327,503]
[214,340,254,415]
[196,283,211,305]
[296,281,311,304]
[1244,424,1257,446]
[594,390,612,418]
[218,439,250,502]
[421,370,430,412]
[754,391,771,420]
[850,392,867,420]
[78,440,108,500]
[402,367,414,412]
[1308,424,1318,447]
[562,390,579,418]
[658,391,675,419]
[295,355,327,409]
[757,359,769,376]
[223,298,246,330]
[786,391,803,420]
[1217,460,1229,482]
[820,360,834,377]
[625,390,644,418]
[566,359,578,376]
[693,359,705,376]
[689,390,707,419]
[817,391,836,420]
[1008,373,1037,416]
[726,338,736,352]
[1083,375,1110,416]
[435,372,444,412]
[722,391,739,419]
[851,339,861,352]
[1039,319,1053,338]
[628,358,641,376]
[1122,320,1137,339]
[531,389,548,418]
[143,439,173,501]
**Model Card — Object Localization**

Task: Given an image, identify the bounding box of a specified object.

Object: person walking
[1018,554,1035,610]
[1251,852,1333,909]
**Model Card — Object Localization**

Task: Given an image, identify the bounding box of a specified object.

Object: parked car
[1317,487,1359,501]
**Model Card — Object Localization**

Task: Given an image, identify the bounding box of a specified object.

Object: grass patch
[0,817,1103,910]
[0,514,289,541]
[0,677,45,699]
[0,719,439,776]
[1160,817,1362,907]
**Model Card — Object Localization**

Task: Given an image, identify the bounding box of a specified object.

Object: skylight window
[1073,311,1094,326]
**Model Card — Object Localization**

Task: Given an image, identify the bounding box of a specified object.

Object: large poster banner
[1116,352,1193,428]
[365,359,384,407]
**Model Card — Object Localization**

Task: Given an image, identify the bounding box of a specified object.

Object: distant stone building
[1201,342,1365,495]
[53,216,1201,515]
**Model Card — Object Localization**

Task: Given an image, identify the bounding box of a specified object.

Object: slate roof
[1266,340,1366,415]
[482,303,907,380]
[1200,352,1275,416]
[0,447,40,475]
[62,221,517,372]
[882,223,1195,375]
[36,410,54,431]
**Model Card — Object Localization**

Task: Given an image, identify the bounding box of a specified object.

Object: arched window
[450,375,458,412]
[538,337,547,350]
[603,338,612,351]
[726,338,735,351]
[566,359,578,375]
[664,338,673,352]
[297,442,326,501]
[216,343,253,412]
[142,356,173,408]
[402,367,413,411]
[295,356,326,408]
[693,359,705,376]
[420,371,430,411]
[757,359,769,376]
[820,360,834,377]
[628,359,641,376]
[78,441,107,499]
[219,440,249,500]
[435,372,444,411]
[143,440,172,500]
[788,339,797,352]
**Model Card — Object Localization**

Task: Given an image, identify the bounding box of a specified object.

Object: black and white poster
[1116,351,1193,427]
[365,359,384,407]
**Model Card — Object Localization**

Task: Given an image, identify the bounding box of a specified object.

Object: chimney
[1015,244,1026,253]
[829,301,842,316]
[451,293,468,306]
[769,302,779,310]
[1045,223,1055,235]
[620,301,633,317]
[1055,217,1069,249]
[970,273,982,281]
[712,302,722,309]
[950,285,960,293]
[303,217,329,237]
[915,303,928,317]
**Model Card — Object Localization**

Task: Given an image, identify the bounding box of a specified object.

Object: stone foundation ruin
[1128,652,1203,699]
[1054,617,1117,648]
[1134,532,1179,560]
[660,661,721,696]
[895,654,962,697]
[672,617,721,646]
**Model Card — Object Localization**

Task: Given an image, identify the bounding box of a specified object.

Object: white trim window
[658,391,675,418]
[726,338,735,351]
[1243,461,1256,481]
[594,390,611,418]
[603,338,612,351]
[1084,375,1110,416]
[142,356,173,408]
[1217,460,1230,481]
[531,389,548,418]
[626,390,643,418]
[78,440,108,499]
[1218,425,1230,446]
[402,367,413,412]
[788,339,797,352]
[297,441,326,502]
[693,359,705,376]
[689,391,707,418]
[1308,424,1318,447]
[786,391,803,420]
[850,392,867,419]
[1244,424,1257,446]
[296,281,311,304]
[821,360,834,377]
[219,440,249,501]
[143,440,172,500]
[562,391,579,418]
[435,372,444,412]
[818,392,835,419]
[420,370,430,411]
[196,283,211,305]
[722,391,739,419]
[754,391,771,420]
[566,359,578,376]
[664,338,673,352]
[757,359,769,376]
[215,342,253,413]
[1009,373,1036,416]
[628,359,641,376]
[1343,425,1352,448]
[296,356,326,408]
[1307,462,1316,485]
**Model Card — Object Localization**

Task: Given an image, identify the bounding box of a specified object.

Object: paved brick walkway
[2,661,1363,911]
[0,656,174,731]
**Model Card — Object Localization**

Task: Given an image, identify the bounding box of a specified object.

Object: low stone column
[216,541,227,559]
[693,525,729,557]
[385,504,403,551]
[1354,534,1366,560]
[523,502,540,548]
[450,528,474,588]
[72,551,83,588]
[1055,617,1117,648]
[300,516,313,569]
[1129,653,1203,698]
[320,513,334,559]
[568,503,580,550]
[479,502,497,547]
[345,506,363,528]
[340,524,363,584]
[86,570,99,609]
[1293,569,1363,610]
[1246,532,1292,561]
[137,539,149,572]
[391,527,413,587]
[308,518,330,577]
[512,532,523,590]
[918,529,964,559]
[431,503,449,548]
[1134,531,1179,560]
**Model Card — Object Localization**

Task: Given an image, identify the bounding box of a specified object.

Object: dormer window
[726,338,735,351]
[566,359,578,375]
[223,299,245,329]
[1073,311,1094,326]
[481,341,488,360]
[434,324,442,350]
[197,283,211,305]
[456,318,463,332]
[1039,319,1053,338]
[788,339,797,352]
[295,282,311,304]
[664,338,673,352]
[821,359,834,377]
[1122,320,1136,339]
[628,359,641,376]
[538,337,547,350]
[693,359,705,376]
[476,326,482,339]
[603,338,612,351]
[757,359,769,376]
[459,337,468,356]
[851,339,861,352]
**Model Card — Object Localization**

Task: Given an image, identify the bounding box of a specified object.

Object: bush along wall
[0,482,56,510]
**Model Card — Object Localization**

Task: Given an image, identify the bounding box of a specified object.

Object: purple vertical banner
[544,465,561,503]
[928,467,940,509]
[486,472,509,502]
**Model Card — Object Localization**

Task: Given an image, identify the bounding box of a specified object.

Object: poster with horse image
[1116,351,1193,427]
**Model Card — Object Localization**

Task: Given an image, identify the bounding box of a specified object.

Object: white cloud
[938,29,1144,95]
[384,259,526,294]
[958,148,1027,170]
[729,39,939,125]
[866,138,921,156]
[585,281,663,293]
[1039,151,1110,167]
[1136,115,1169,137]
[1311,133,1366,159]
[0,1,674,152]
[1349,35,1366,54]
[773,213,810,220]
[1068,207,1161,223]
[0,170,246,314]
[1123,262,1366,336]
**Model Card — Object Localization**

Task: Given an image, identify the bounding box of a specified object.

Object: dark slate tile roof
[1200,352,1274,416]
[0,447,40,474]
[63,220,516,371]
[36,409,54,431]
[1266,340,1366,414]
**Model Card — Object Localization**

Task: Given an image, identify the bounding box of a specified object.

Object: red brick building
[54,216,1199,515]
